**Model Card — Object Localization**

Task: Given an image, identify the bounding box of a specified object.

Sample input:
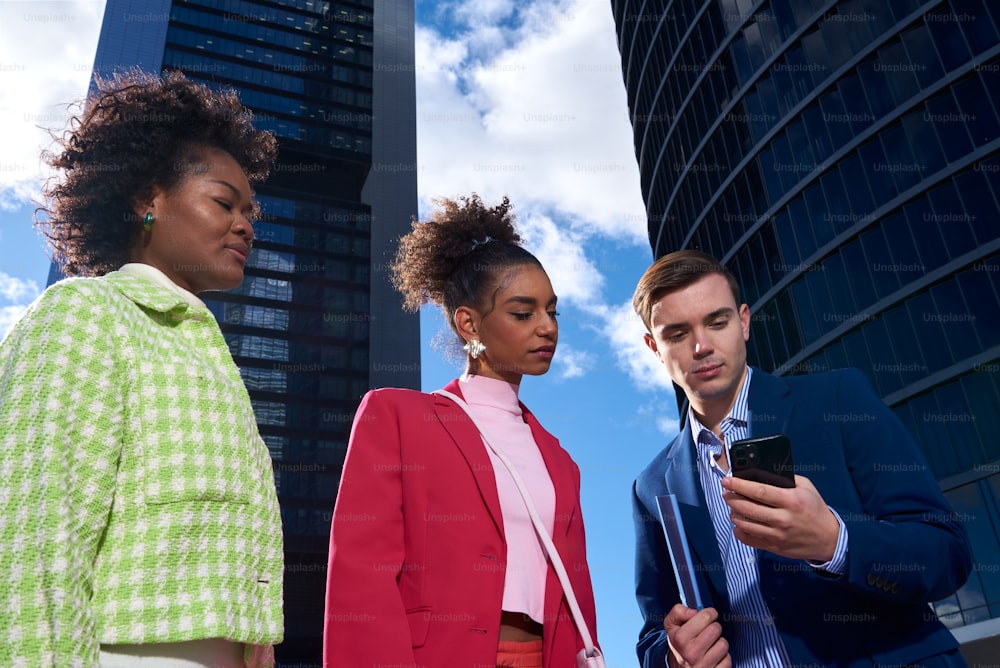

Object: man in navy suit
[631,250,972,667]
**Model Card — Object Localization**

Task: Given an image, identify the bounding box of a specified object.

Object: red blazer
[323,379,598,667]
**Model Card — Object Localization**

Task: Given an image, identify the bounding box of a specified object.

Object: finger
[726,497,777,526]
[732,525,771,550]
[720,474,756,495]
[704,636,730,668]
[722,476,782,507]
[670,608,722,664]
[686,618,724,667]
[792,474,815,490]
[664,603,698,631]
[730,512,776,532]
[667,605,715,635]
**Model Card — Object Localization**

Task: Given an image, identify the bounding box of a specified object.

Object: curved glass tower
[613,0,1000,656]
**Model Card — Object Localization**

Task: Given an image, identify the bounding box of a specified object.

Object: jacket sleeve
[633,481,672,668]
[324,389,418,667]
[829,368,972,602]
[0,283,124,666]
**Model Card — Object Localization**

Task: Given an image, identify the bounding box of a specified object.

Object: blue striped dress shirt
[688,367,848,667]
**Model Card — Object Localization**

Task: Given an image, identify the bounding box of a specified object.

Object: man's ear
[643,332,660,358]
[739,303,751,342]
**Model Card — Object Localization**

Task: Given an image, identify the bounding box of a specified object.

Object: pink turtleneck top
[458,374,556,624]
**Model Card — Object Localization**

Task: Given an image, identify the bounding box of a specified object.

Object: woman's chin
[524,362,554,377]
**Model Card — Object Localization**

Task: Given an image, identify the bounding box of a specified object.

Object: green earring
[143,212,154,231]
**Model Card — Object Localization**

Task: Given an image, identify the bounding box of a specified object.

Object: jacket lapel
[431,380,505,539]
[524,406,575,541]
[663,423,728,603]
[521,403,582,662]
[747,368,793,439]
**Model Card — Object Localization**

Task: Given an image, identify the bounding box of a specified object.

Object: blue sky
[0,1,681,664]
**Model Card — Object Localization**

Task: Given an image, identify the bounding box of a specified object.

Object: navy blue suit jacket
[633,368,971,667]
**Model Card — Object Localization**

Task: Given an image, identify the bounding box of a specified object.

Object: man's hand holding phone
[722,473,840,561]
[722,434,840,562]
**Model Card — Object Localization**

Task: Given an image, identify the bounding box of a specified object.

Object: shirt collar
[118,263,207,308]
[101,264,211,317]
[458,373,523,418]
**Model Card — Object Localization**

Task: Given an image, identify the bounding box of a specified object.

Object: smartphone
[729,434,796,488]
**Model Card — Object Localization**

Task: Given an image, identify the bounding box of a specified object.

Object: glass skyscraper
[84,0,419,661]
[612,0,1000,658]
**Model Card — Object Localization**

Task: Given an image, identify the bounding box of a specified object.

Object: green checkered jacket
[0,271,284,667]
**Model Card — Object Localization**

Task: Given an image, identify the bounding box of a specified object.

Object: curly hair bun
[392,193,543,315]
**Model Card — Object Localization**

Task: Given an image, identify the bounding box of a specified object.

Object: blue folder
[655,494,704,610]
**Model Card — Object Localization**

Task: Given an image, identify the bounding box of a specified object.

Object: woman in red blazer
[323,194,598,667]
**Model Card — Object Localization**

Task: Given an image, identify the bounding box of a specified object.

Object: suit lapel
[521,403,579,663]
[747,368,793,439]
[663,424,729,602]
[431,381,505,539]
[523,407,574,541]
[663,423,702,508]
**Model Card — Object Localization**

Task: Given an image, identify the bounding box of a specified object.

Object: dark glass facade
[85,0,419,662]
[612,0,1000,654]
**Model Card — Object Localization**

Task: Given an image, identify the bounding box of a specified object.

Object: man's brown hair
[632,250,741,331]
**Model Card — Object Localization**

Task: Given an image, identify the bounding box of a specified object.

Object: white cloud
[414,0,647,242]
[519,211,604,307]
[452,0,518,27]
[627,398,682,437]
[589,300,675,392]
[648,406,682,438]
[551,343,594,379]
[0,272,41,304]
[0,273,40,339]
[656,414,682,437]
[0,305,30,341]
[0,1,106,208]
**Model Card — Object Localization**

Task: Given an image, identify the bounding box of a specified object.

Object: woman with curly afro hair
[0,70,283,667]
[324,194,602,667]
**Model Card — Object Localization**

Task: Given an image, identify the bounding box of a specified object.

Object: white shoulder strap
[432,389,598,656]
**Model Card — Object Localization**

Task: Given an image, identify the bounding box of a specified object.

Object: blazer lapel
[663,424,728,603]
[523,407,575,541]
[432,380,505,539]
[747,368,793,439]
[522,404,581,663]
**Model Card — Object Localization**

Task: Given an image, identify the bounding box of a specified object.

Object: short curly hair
[391,193,542,335]
[37,69,278,276]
